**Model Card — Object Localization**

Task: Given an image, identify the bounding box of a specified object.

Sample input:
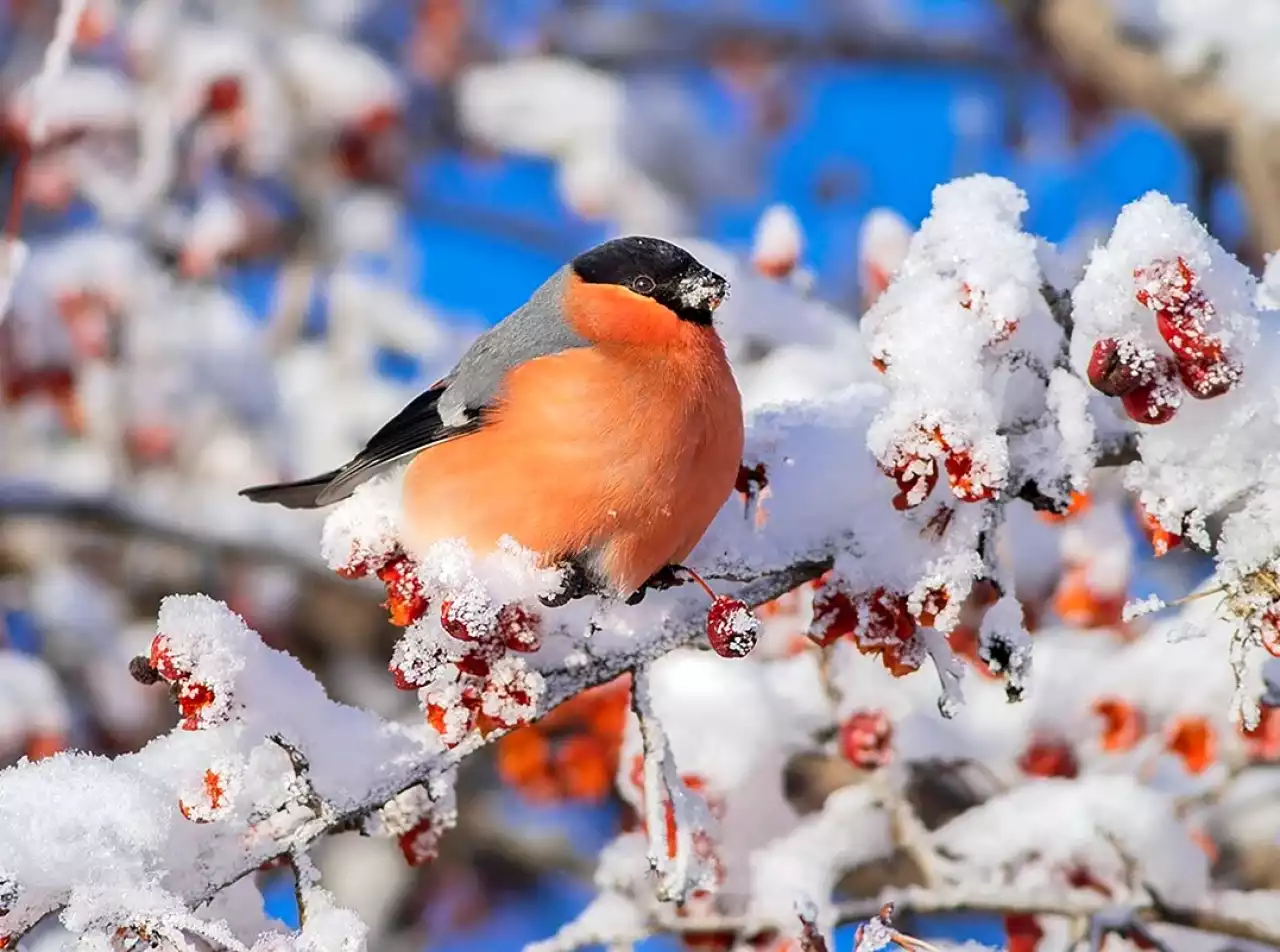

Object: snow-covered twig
[630,666,717,904]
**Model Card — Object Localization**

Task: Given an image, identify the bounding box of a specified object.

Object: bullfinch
[240,236,745,604]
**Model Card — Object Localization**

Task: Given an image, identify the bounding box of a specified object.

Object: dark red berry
[439,600,475,641]
[706,596,759,658]
[497,604,542,652]
[1087,337,1151,397]
[1177,355,1240,399]
[1121,359,1181,424]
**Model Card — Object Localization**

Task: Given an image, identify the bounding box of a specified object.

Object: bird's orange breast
[401,331,744,594]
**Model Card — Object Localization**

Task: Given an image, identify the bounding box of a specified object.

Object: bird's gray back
[435,267,590,425]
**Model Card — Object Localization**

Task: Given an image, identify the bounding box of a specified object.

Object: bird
[240,235,745,604]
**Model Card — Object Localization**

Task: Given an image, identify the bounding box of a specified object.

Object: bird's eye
[632,275,656,294]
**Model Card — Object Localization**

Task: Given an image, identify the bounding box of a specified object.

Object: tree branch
[1001,0,1280,256]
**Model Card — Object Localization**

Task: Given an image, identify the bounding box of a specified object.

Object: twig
[268,733,327,820]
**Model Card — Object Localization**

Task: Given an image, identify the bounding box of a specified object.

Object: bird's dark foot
[540,559,602,608]
[624,564,688,606]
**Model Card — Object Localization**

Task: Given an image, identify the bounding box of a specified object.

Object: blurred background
[0,0,1258,949]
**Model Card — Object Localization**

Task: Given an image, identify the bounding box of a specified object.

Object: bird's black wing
[239,382,485,509]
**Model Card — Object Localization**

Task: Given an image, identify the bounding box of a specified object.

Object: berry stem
[677,565,717,601]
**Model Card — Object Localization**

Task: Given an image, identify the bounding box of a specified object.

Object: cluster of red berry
[878,423,996,511]
[1086,257,1241,423]
[808,578,943,677]
[340,547,544,747]
[393,601,543,748]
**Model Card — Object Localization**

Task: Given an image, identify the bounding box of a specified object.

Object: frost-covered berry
[398,816,441,867]
[913,585,950,628]
[377,555,429,627]
[879,637,926,677]
[1177,355,1240,400]
[860,588,917,648]
[1157,309,1223,364]
[1136,503,1181,557]
[176,681,216,731]
[705,596,760,658]
[439,599,475,641]
[891,456,938,511]
[179,768,228,823]
[944,449,996,503]
[809,583,858,646]
[1120,358,1181,425]
[496,603,542,653]
[839,710,893,769]
[425,698,477,748]
[439,589,497,642]
[1017,739,1079,778]
[480,657,543,730]
[1134,256,1194,312]
[1086,337,1152,397]
[148,634,186,682]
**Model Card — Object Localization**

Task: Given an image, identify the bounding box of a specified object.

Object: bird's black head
[570,236,728,325]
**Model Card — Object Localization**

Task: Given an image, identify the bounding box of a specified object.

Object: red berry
[1177,355,1240,399]
[148,634,186,682]
[915,586,950,627]
[177,682,215,730]
[944,449,995,503]
[1005,914,1045,952]
[377,556,428,627]
[705,596,759,658]
[809,584,858,646]
[1121,359,1181,424]
[891,459,938,511]
[863,588,916,644]
[1157,308,1223,363]
[389,662,421,691]
[1261,609,1280,658]
[839,710,893,769]
[880,638,925,677]
[204,76,243,115]
[397,817,440,867]
[496,604,542,652]
[1134,257,1194,311]
[1086,337,1153,397]
[439,600,475,641]
[1018,739,1079,778]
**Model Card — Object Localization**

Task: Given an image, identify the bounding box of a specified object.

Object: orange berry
[1093,698,1145,753]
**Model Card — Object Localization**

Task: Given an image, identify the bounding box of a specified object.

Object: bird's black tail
[238,470,341,509]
